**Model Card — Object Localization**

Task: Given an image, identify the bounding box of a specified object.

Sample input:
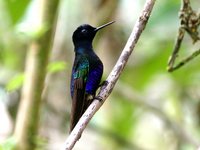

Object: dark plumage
[70,21,114,132]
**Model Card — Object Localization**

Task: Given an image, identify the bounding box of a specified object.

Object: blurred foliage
[34,136,48,150]
[0,0,200,150]
[0,137,16,150]
[4,0,30,25]
[6,73,24,92]
[47,61,67,73]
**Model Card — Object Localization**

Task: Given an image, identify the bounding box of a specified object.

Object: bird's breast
[85,60,103,95]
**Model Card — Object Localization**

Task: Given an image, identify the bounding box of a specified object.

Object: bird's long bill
[95,21,115,32]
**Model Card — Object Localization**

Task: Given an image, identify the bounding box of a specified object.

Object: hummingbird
[70,21,115,132]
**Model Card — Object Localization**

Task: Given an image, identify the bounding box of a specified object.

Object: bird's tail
[69,92,93,133]
[70,89,84,132]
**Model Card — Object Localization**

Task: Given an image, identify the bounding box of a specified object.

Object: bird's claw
[98,80,108,88]
[95,96,103,101]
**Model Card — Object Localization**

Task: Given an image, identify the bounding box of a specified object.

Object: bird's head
[72,21,115,46]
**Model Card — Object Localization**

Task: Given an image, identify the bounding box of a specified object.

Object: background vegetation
[0,0,200,150]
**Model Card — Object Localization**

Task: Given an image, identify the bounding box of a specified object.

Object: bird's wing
[70,56,89,132]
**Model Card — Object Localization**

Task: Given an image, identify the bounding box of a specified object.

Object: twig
[167,28,185,72]
[63,0,156,149]
[169,48,200,72]
[167,0,200,72]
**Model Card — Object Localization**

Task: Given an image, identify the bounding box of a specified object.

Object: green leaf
[16,23,50,40]
[47,61,67,73]
[35,135,48,150]
[6,73,24,92]
[4,0,30,25]
[0,137,16,150]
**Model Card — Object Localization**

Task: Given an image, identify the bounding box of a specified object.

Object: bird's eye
[81,29,87,34]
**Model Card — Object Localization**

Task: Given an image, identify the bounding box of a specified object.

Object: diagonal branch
[63,0,156,149]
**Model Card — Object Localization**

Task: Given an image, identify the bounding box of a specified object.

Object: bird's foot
[95,96,103,101]
[95,81,108,101]
[86,94,94,101]
[98,80,108,88]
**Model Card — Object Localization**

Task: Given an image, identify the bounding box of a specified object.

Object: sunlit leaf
[16,23,50,40]
[6,73,24,92]
[0,136,16,150]
[4,0,30,25]
[47,61,67,73]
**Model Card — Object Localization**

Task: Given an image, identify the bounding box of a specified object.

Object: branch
[167,0,200,72]
[167,28,185,72]
[14,0,60,149]
[63,0,156,149]
[168,47,200,72]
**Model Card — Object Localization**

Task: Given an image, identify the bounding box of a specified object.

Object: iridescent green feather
[73,57,89,82]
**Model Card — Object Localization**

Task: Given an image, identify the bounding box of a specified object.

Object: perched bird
[70,21,115,132]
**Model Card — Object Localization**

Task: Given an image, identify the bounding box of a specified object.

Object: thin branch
[14,0,60,149]
[168,48,200,72]
[63,0,156,149]
[167,0,200,72]
[167,28,185,72]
